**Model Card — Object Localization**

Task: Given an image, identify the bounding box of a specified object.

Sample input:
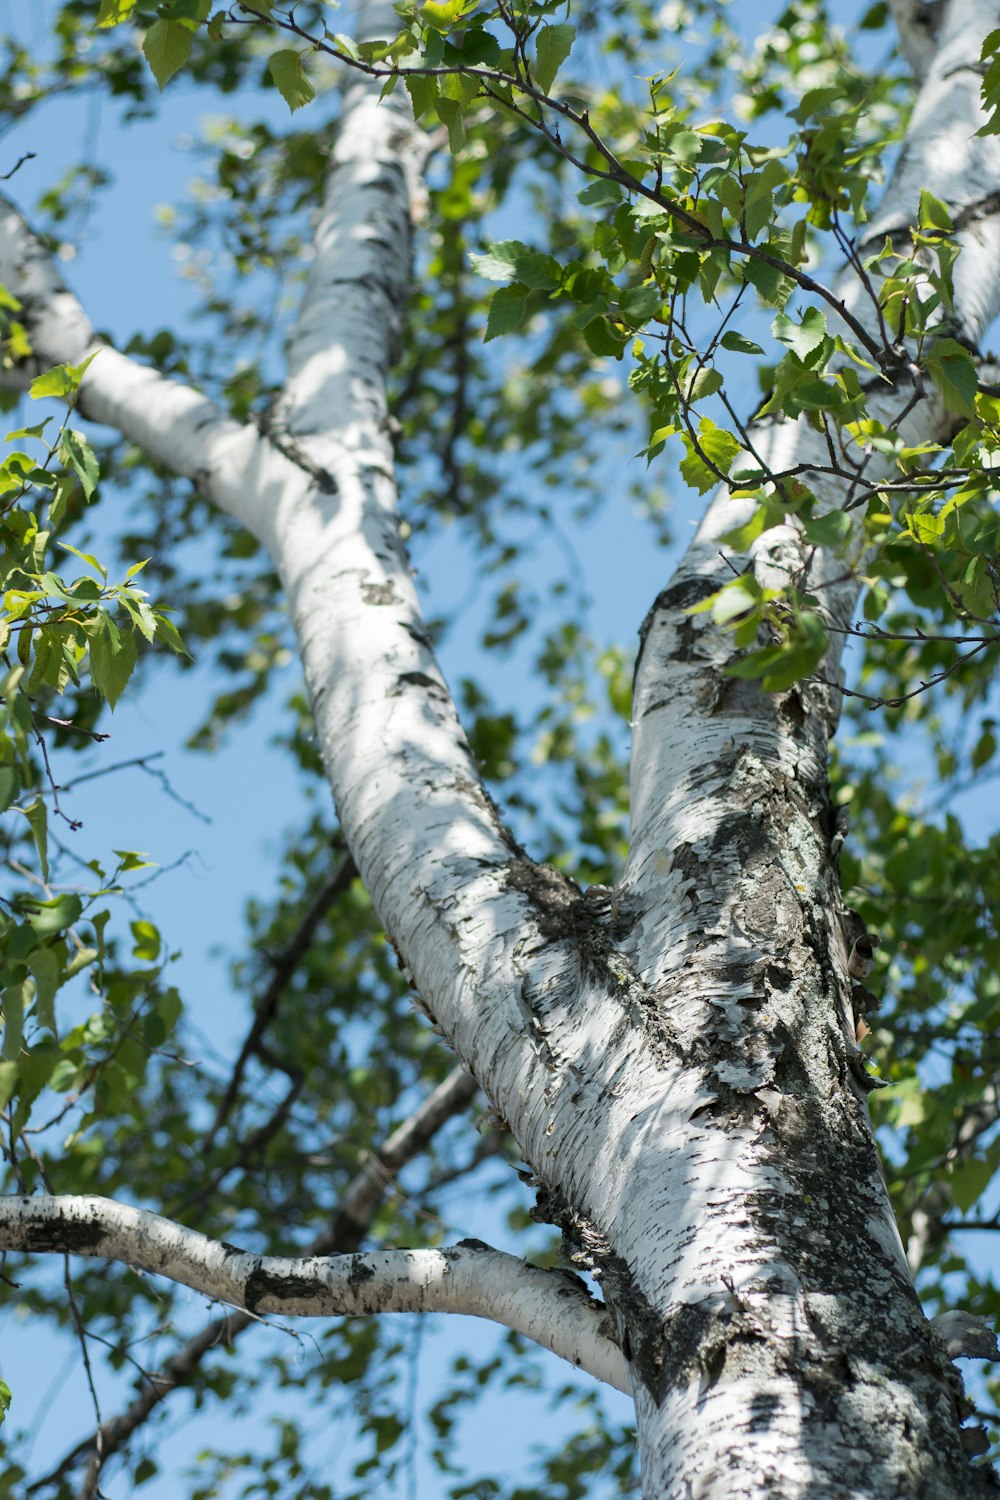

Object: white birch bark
[0,1,998,1495]
[0,1194,627,1392]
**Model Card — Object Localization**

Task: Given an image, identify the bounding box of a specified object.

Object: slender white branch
[0,1194,628,1393]
[0,195,278,538]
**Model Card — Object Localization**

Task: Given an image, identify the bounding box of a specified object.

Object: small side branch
[0,195,275,539]
[30,1067,480,1493]
[0,1194,628,1394]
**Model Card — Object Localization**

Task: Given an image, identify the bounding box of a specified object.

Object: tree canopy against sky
[3,0,1000,1496]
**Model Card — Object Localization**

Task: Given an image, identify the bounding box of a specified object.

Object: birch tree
[2,0,1000,1495]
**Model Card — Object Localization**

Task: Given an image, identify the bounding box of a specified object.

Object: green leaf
[925,337,978,416]
[29,364,84,400]
[720,331,765,355]
[143,20,194,89]
[484,284,530,342]
[1,976,28,1059]
[59,430,100,499]
[578,180,622,207]
[533,24,574,94]
[582,318,627,358]
[435,96,466,153]
[720,505,768,552]
[918,191,953,232]
[972,726,997,770]
[951,1157,993,1214]
[26,894,83,939]
[60,541,107,581]
[154,613,190,656]
[470,242,562,290]
[268,50,316,113]
[802,510,851,547]
[711,576,760,625]
[0,1063,17,1113]
[421,0,466,30]
[678,419,741,493]
[772,306,827,361]
[743,253,794,308]
[618,285,662,324]
[18,797,48,881]
[0,767,17,813]
[131,919,161,963]
[686,366,723,401]
[26,946,60,1032]
[405,73,439,120]
[97,0,139,24]
[790,85,842,123]
[88,615,138,709]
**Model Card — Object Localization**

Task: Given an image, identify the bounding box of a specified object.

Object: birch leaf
[925,338,978,416]
[269,50,316,112]
[485,284,530,342]
[533,25,574,94]
[143,21,194,89]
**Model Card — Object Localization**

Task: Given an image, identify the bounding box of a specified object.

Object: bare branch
[0,1194,628,1393]
[28,1068,479,1492]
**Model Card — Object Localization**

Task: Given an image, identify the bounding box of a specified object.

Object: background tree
[1,0,1000,1496]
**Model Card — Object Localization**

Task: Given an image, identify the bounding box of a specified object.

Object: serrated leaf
[60,541,107,581]
[405,73,439,120]
[743,254,794,308]
[0,1064,16,1114]
[678,419,741,493]
[925,338,978,416]
[484,284,530,342]
[435,96,466,153]
[60,430,99,499]
[470,241,562,290]
[143,20,194,89]
[772,306,827,361]
[421,0,465,30]
[582,318,627,358]
[687,366,723,401]
[30,365,81,400]
[533,24,574,94]
[268,50,316,112]
[578,179,622,207]
[87,615,138,710]
[154,613,189,656]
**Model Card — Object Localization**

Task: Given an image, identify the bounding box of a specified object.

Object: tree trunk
[0,0,998,1494]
